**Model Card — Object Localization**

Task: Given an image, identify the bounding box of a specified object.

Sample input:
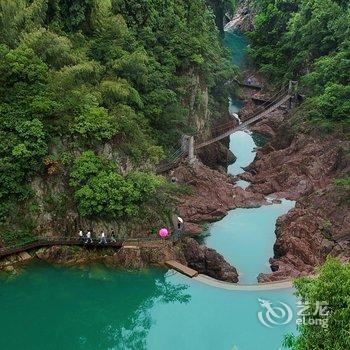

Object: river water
[0,263,297,350]
[0,32,297,350]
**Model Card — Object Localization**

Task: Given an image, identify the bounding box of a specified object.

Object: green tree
[0,0,231,239]
[284,258,350,350]
[249,0,350,127]
[74,106,118,141]
[70,151,163,218]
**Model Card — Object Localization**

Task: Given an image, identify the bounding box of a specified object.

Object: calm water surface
[0,263,297,350]
[204,127,295,284]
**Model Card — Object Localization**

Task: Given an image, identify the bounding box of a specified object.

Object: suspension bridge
[157,82,298,173]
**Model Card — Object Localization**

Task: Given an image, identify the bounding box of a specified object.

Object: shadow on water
[252,133,270,148]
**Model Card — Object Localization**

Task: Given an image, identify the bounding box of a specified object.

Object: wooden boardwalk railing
[0,232,183,259]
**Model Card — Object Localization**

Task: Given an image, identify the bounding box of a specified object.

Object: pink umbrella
[159,228,169,238]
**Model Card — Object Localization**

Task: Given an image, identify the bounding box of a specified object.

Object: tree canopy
[284,258,350,350]
[248,0,350,127]
[0,0,232,242]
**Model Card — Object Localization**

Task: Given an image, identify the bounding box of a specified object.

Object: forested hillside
[0,0,233,245]
[248,0,349,131]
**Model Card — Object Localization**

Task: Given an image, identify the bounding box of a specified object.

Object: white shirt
[101,232,105,238]
[78,230,83,237]
[87,231,91,238]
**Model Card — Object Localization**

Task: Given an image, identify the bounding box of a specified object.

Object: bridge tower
[288,80,299,108]
[181,135,196,165]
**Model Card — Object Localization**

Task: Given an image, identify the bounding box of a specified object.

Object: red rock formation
[241,106,350,282]
[258,186,350,282]
[181,237,239,283]
[172,162,266,234]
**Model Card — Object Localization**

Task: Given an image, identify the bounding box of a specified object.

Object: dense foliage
[284,258,350,350]
[248,0,350,127]
[69,151,163,218]
[0,0,232,240]
[206,0,237,32]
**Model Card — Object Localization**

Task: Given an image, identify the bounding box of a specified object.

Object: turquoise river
[0,32,298,350]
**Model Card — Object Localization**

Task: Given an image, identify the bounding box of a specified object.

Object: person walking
[99,232,107,245]
[110,230,116,243]
[177,216,184,230]
[85,231,93,244]
[78,230,84,242]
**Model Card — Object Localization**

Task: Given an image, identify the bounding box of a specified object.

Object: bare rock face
[0,251,34,273]
[181,238,239,283]
[173,163,267,235]
[258,186,350,282]
[232,186,267,208]
[35,246,115,266]
[197,141,236,172]
[246,128,347,200]
[225,2,255,32]
[20,239,238,284]
[105,248,146,270]
[174,163,236,227]
[34,242,186,270]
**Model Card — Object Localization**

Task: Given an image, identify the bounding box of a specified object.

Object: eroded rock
[180,238,238,283]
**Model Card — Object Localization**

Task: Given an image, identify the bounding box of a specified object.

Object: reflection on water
[0,263,190,350]
[0,263,296,350]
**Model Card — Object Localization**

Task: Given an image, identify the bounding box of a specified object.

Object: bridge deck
[195,94,291,150]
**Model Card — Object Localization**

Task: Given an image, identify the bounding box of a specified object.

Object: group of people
[78,230,117,245]
[77,216,185,245]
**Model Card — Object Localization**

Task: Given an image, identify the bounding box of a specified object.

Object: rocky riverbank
[171,74,349,283]
[0,237,239,283]
[171,162,267,235]
[237,96,350,282]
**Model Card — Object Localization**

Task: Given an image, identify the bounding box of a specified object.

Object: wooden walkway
[0,239,124,259]
[0,233,183,260]
[164,260,294,291]
[166,260,198,278]
[193,274,294,291]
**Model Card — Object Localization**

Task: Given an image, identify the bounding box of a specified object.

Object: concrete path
[193,274,294,291]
